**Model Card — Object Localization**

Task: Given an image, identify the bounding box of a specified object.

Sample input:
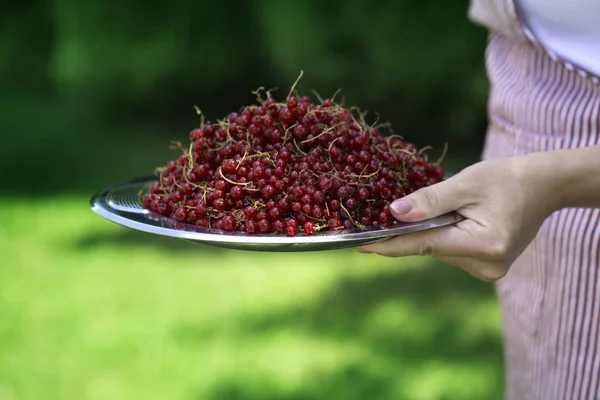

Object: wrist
[523,146,600,212]
[517,152,565,217]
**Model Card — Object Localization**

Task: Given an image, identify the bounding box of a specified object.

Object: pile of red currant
[143,78,446,236]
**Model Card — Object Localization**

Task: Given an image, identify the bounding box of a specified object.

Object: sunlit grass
[0,196,503,400]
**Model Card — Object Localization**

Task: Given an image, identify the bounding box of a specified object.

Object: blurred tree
[48,0,257,111]
[254,0,489,147]
[0,1,53,89]
[1,0,490,194]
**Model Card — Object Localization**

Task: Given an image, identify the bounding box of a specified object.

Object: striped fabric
[469,1,600,399]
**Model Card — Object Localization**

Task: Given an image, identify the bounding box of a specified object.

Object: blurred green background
[1,1,505,399]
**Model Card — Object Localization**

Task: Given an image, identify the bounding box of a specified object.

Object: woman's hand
[357,154,562,282]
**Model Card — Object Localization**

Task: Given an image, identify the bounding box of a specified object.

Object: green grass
[0,196,504,400]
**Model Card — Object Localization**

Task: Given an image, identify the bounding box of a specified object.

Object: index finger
[357,222,477,258]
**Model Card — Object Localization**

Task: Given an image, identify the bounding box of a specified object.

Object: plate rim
[90,175,464,246]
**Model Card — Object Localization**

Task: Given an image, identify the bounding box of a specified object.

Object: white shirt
[516,0,600,78]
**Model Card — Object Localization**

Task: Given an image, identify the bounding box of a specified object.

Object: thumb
[390,178,466,222]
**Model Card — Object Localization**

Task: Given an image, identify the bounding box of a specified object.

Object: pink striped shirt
[469,1,600,399]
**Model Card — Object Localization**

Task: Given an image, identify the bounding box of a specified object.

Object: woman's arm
[357,145,600,282]
[528,145,600,211]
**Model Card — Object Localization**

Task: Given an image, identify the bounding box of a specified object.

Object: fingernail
[391,199,413,215]
[357,248,372,254]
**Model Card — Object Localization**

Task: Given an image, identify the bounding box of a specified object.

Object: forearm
[527,145,600,211]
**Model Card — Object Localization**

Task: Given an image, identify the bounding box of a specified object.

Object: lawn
[0,196,504,400]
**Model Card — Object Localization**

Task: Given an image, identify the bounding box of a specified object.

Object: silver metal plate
[90,176,464,252]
